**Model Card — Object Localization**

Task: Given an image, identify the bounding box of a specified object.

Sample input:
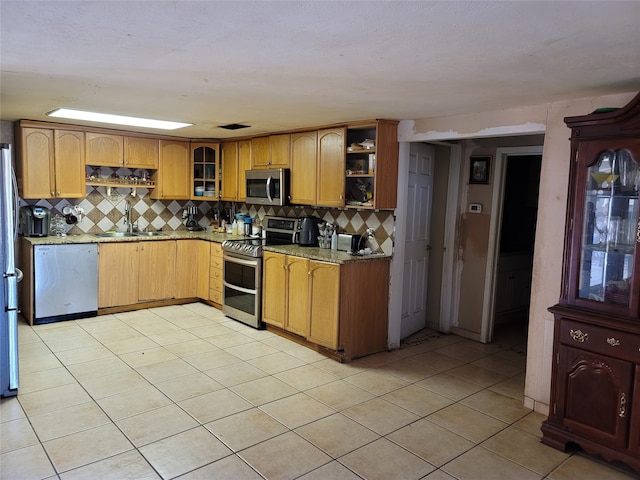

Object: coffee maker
[19,206,50,237]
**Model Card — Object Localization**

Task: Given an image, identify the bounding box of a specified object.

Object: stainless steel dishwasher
[34,243,98,324]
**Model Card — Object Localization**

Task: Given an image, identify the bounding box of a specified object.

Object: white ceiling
[1,1,639,139]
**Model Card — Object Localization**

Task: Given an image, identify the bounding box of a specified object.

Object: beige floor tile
[43,423,132,473]
[298,460,363,480]
[547,453,638,480]
[18,383,92,417]
[382,384,452,417]
[119,346,178,368]
[513,411,546,438]
[183,349,242,370]
[375,357,440,383]
[296,413,379,457]
[18,352,63,375]
[155,372,224,402]
[135,357,199,383]
[388,418,474,467]
[417,373,485,401]
[139,426,231,479]
[80,368,150,399]
[447,364,509,388]
[239,431,331,480]
[342,397,419,435]
[204,361,268,387]
[59,449,161,480]
[435,343,491,363]
[472,353,526,376]
[230,376,298,406]
[247,351,307,374]
[274,364,339,390]
[460,389,531,423]
[224,341,280,360]
[116,403,199,447]
[97,385,171,420]
[0,444,56,480]
[66,355,131,381]
[305,379,375,411]
[29,401,111,441]
[179,388,253,423]
[17,340,51,358]
[488,373,526,401]
[205,407,288,451]
[427,403,508,443]
[259,393,335,429]
[344,369,409,396]
[406,350,466,373]
[442,446,541,480]
[1,417,39,453]
[482,426,570,475]
[206,331,257,349]
[18,366,77,394]
[0,396,25,422]
[176,454,264,480]
[339,438,435,480]
[164,338,219,357]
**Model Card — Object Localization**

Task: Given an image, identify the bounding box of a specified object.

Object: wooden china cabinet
[542,92,640,473]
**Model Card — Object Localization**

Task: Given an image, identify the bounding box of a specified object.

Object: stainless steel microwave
[245,168,290,206]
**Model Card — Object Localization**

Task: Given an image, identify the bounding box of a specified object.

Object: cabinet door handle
[607,337,621,347]
[570,329,588,343]
[619,392,627,418]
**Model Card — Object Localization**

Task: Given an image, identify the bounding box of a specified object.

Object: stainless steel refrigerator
[1,143,21,397]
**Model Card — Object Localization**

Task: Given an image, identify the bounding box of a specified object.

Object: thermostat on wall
[469,203,482,213]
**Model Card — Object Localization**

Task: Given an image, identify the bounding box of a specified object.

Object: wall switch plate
[469,203,482,213]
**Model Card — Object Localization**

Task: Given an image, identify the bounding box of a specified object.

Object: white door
[400,143,434,339]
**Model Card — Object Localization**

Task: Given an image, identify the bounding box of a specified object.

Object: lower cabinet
[98,240,176,308]
[542,313,640,472]
[209,242,223,305]
[262,251,389,360]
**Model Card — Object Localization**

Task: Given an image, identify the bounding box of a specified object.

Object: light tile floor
[1,303,637,479]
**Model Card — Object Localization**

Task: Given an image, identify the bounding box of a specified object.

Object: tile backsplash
[21,186,396,255]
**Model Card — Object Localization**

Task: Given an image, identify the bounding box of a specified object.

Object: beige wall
[399,91,638,414]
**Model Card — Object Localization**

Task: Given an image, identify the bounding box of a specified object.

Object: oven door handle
[223,254,260,266]
[223,281,257,294]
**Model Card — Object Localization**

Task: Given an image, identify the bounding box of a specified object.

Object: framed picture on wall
[469,156,491,184]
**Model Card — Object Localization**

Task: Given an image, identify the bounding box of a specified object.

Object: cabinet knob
[570,329,588,343]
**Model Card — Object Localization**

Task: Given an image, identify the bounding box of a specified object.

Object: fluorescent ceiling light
[47,108,192,130]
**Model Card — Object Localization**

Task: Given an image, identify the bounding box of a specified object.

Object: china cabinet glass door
[578,144,639,308]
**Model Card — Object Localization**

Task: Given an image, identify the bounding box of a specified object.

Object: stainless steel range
[221,216,299,328]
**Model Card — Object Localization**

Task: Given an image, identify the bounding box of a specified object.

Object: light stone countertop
[20,232,391,264]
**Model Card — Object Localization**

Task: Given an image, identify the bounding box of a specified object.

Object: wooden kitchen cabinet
[251,134,290,169]
[152,140,191,200]
[316,127,346,207]
[307,260,339,348]
[86,132,124,167]
[15,125,85,199]
[209,242,223,306]
[542,92,640,473]
[98,242,140,308]
[138,241,176,301]
[290,131,317,205]
[192,142,219,200]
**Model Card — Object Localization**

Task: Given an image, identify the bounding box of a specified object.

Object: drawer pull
[570,329,588,343]
[606,337,621,347]
[619,393,627,418]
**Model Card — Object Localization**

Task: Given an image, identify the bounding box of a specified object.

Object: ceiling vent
[218,123,251,130]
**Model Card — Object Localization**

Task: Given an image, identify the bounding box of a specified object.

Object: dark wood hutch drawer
[560,318,640,363]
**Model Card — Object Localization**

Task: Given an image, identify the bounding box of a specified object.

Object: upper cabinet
[191,142,220,200]
[15,124,85,199]
[251,134,291,169]
[151,140,191,200]
[86,133,158,169]
[344,120,399,210]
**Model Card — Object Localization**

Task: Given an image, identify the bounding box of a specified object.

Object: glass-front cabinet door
[573,139,640,316]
